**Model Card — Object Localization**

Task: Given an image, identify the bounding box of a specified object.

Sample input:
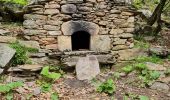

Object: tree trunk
[147,0,167,26]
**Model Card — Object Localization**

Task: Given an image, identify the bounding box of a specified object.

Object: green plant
[1,0,28,5]
[10,41,38,66]
[134,40,150,49]
[135,63,147,71]
[135,55,163,64]
[51,92,59,100]
[122,65,134,74]
[40,66,61,82]
[139,95,149,100]
[0,81,24,93]
[41,82,52,93]
[97,79,116,95]
[165,68,170,76]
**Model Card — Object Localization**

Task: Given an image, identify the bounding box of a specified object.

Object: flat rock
[149,46,169,57]
[19,40,40,49]
[0,29,10,35]
[61,4,77,14]
[0,44,16,67]
[146,62,166,71]
[150,82,169,92]
[76,55,100,80]
[18,64,43,71]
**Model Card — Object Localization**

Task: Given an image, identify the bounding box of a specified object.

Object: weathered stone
[24,14,47,20]
[112,45,129,51]
[18,64,44,71]
[28,52,46,58]
[45,44,58,50]
[61,21,99,35]
[123,28,135,33]
[76,55,100,80]
[78,6,92,12]
[127,17,135,23]
[44,25,60,31]
[110,29,124,35]
[110,10,121,14]
[0,36,16,43]
[121,12,134,16]
[149,46,169,57]
[35,20,46,25]
[118,33,133,38]
[91,35,111,51]
[46,20,63,26]
[150,82,169,92]
[159,77,170,84]
[48,31,62,36]
[146,62,167,71]
[24,29,47,35]
[40,38,57,45]
[99,28,109,34]
[118,48,147,60]
[19,40,40,49]
[45,4,60,9]
[0,68,3,74]
[23,20,39,29]
[0,29,10,35]
[44,9,59,15]
[61,4,77,14]
[99,21,108,26]
[66,0,84,4]
[95,12,105,17]
[113,39,127,45]
[33,87,41,96]
[58,36,71,51]
[0,44,16,67]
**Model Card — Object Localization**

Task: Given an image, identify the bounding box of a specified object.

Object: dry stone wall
[23,0,135,65]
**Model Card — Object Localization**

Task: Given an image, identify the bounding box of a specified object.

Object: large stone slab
[76,55,100,80]
[0,44,16,67]
[91,35,111,51]
[61,21,99,35]
[58,36,71,51]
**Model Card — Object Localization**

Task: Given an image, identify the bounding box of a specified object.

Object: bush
[1,0,28,5]
[97,79,116,95]
[10,41,38,66]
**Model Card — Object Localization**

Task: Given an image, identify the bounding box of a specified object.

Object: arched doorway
[71,31,90,51]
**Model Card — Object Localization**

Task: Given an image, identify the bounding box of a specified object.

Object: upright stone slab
[76,55,100,80]
[0,44,16,67]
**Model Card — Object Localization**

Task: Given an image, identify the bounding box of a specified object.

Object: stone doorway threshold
[61,50,116,67]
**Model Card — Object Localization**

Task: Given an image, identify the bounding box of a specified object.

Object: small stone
[45,4,60,9]
[149,46,169,57]
[110,29,124,35]
[150,82,169,92]
[110,10,121,14]
[61,4,77,14]
[45,44,58,50]
[112,45,129,51]
[127,17,135,23]
[44,25,60,31]
[159,77,170,83]
[121,12,134,16]
[0,68,4,74]
[118,33,133,38]
[33,87,41,96]
[99,21,108,26]
[18,64,43,71]
[24,14,47,20]
[146,62,167,71]
[48,31,62,36]
[24,29,47,35]
[95,12,105,17]
[44,9,59,15]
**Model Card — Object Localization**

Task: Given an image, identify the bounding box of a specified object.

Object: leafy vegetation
[0,0,28,5]
[0,81,24,94]
[51,92,59,100]
[10,41,38,66]
[40,66,61,82]
[97,79,116,95]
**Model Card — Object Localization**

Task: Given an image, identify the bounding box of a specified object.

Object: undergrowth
[1,0,28,5]
[10,41,38,66]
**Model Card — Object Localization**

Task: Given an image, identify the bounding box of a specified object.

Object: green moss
[0,0,28,5]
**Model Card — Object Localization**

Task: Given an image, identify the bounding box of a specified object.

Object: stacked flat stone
[23,0,135,64]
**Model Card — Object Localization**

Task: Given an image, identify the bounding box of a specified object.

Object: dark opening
[71,31,90,51]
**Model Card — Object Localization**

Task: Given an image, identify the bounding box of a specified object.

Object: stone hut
[23,0,135,66]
